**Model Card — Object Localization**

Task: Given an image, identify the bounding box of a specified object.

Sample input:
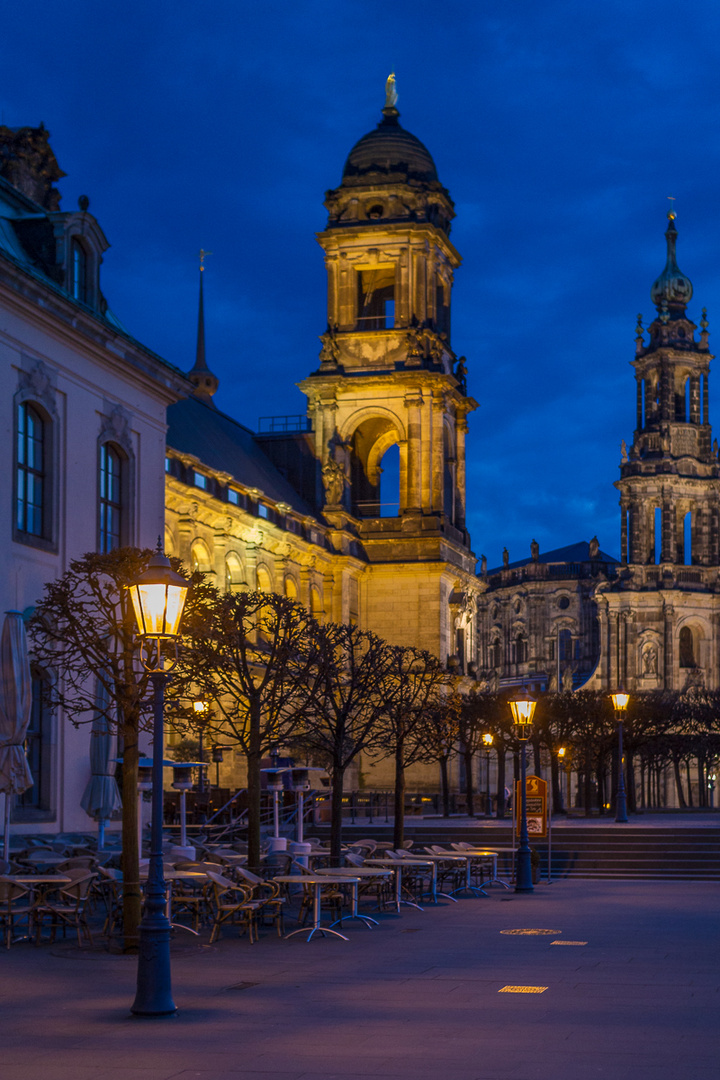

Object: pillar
[663,604,674,689]
[404,393,423,513]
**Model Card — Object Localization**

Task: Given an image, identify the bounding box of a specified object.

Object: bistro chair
[234,866,286,937]
[0,877,33,948]
[34,869,97,946]
[205,871,262,944]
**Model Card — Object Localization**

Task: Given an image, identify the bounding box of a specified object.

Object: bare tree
[28,547,210,949]
[421,690,462,817]
[376,646,448,849]
[185,590,323,870]
[294,623,392,860]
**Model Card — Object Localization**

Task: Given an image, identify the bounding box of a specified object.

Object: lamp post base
[131,920,176,1017]
[515,848,534,893]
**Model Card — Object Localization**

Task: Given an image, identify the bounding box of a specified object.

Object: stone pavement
[1,879,717,1080]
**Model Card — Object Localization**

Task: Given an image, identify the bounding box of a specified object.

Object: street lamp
[127,544,189,1017]
[482,733,494,817]
[192,699,209,793]
[509,688,536,893]
[557,747,566,813]
[611,692,630,824]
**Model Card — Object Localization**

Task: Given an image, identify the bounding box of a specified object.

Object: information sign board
[515,775,548,838]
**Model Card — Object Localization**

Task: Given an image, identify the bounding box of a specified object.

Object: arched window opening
[490,638,502,668]
[225,553,244,594]
[683,510,692,566]
[679,626,695,668]
[378,443,400,517]
[256,566,272,593]
[284,576,298,600]
[515,634,527,664]
[357,266,395,329]
[17,670,52,813]
[190,540,212,575]
[17,402,47,538]
[559,628,573,663]
[654,506,662,564]
[99,443,123,553]
[435,281,450,337]
[71,239,87,303]
[310,587,323,623]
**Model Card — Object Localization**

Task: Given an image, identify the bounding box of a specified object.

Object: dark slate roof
[488,540,619,575]
[166,395,316,517]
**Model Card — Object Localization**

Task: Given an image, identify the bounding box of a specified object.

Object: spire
[650,208,693,316]
[187,249,219,403]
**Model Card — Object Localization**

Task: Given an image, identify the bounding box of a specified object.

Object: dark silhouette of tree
[185,590,323,870]
[375,646,448,849]
[28,547,210,950]
[293,623,392,860]
[421,690,462,817]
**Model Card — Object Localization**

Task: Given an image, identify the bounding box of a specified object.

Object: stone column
[636,377,643,430]
[299,566,312,611]
[608,611,619,689]
[455,415,468,528]
[596,602,609,689]
[404,393,423,513]
[620,498,629,564]
[661,495,673,564]
[629,501,642,564]
[244,544,258,589]
[690,374,701,423]
[663,603,674,689]
[431,393,446,515]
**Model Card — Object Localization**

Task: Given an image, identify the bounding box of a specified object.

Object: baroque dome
[651,212,693,313]
[341,104,439,186]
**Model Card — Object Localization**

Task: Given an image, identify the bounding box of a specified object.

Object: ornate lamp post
[557,747,566,812]
[192,699,209,793]
[611,692,629,823]
[509,688,536,893]
[482,733,494,817]
[127,545,189,1017]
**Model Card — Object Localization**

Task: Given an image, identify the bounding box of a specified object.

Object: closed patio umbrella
[0,611,33,860]
[81,677,121,849]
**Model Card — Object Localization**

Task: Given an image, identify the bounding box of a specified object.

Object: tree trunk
[583,753,592,816]
[626,748,636,813]
[672,757,687,808]
[393,744,406,850]
[531,737,543,778]
[686,760,694,807]
[495,747,506,818]
[439,757,450,817]
[330,764,346,862]
[463,748,475,817]
[120,719,141,952]
[698,757,706,808]
[246,698,263,872]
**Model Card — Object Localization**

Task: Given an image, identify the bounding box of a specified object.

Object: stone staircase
[309,821,720,881]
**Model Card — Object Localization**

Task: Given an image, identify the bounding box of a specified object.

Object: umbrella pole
[3,792,9,862]
[98,817,106,851]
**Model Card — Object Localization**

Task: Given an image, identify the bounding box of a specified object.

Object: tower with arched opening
[298,77,480,661]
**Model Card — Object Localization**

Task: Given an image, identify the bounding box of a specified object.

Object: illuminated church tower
[299,77,480,665]
[594,211,720,690]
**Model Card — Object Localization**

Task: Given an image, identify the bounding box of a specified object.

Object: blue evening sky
[4,1,720,569]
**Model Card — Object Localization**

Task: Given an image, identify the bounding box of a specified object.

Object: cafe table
[139,868,209,935]
[450,846,511,889]
[272,873,360,942]
[363,857,436,912]
[7,875,73,943]
[315,866,393,928]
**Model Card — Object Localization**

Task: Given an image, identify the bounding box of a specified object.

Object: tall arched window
[99,443,123,552]
[17,402,47,539]
[256,566,272,593]
[490,637,502,668]
[679,626,695,668]
[515,634,527,664]
[284,576,298,600]
[71,239,87,302]
[379,443,400,517]
[559,628,573,662]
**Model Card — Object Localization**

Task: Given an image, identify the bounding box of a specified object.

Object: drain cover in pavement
[499,986,548,994]
[551,940,587,946]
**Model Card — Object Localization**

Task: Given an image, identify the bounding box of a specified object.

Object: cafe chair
[0,877,33,948]
[206,871,262,944]
[34,869,97,947]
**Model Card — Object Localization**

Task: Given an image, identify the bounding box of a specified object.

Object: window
[357,266,395,329]
[17,671,52,815]
[99,443,123,553]
[71,239,87,302]
[17,402,47,538]
[227,487,240,505]
[515,634,527,664]
[490,638,502,668]
[679,627,695,668]
[559,629,573,662]
[193,471,207,490]
[258,503,269,519]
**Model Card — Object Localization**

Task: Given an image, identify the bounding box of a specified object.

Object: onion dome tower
[616,211,717,571]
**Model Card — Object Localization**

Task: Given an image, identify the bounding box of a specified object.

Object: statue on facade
[642,646,658,675]
[405,325,424,364]
[502,547,509,567]
[322,458,346,505]
[454,356,468,393]
[589,536,600,559]
[480,554,487,576]
[530,538,539,562]
[621,439,628,463]
[562,665,574,692]
[319,328,340,368]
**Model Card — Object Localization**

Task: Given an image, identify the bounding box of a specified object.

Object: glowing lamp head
[611,691,630,715]
[483,733,494,748]
[127,546,189,640]
[558,747,566,759]
[509,688,536,740]
[193,700,207,715]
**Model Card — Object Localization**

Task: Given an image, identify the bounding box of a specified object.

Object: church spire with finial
[650,202,693,317]
[187,249,219,404]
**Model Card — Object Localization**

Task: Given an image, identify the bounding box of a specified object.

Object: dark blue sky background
[4,1,720,568]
